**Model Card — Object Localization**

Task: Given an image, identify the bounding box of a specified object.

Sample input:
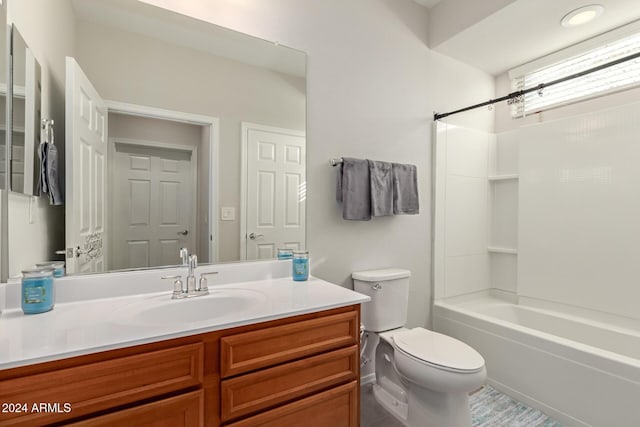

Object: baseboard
[360,373,376,385]
[487,378,587,427]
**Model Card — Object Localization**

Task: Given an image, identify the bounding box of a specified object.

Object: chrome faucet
[186,254,198,293]
[162,250,214,299]
[179,247,189,266]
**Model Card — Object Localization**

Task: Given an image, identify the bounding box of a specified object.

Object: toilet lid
[393,328,485,372]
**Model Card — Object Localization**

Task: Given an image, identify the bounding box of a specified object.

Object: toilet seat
[393,328,485,373]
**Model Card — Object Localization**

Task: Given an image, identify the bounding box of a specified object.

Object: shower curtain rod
[433,50,640,121]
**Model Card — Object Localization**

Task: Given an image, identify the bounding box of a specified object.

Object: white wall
[75,19,305,262]
[433,123,492,299]
[138,0,495,330]
[518,101,640,320]
[6,0,75,277]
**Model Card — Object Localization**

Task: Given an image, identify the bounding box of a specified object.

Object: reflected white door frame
[105,100,220,263]
[109,139,197,270]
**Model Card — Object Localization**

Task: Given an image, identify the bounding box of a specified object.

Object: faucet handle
[162,275,184,299]
[198,271,218,294]
[179,248,189,266]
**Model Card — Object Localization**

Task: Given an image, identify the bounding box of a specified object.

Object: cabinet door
[225,381,358,427]
[66,390,204,427]
[0,343,203,426]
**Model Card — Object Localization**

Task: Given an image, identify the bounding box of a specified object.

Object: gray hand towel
[338,157,371,221]
[39,142,49,195]
[45,143,63,205]
[392,163,419,215]
[368,160,393,216]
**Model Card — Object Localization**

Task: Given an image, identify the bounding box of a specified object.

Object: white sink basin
[117,289,268,326]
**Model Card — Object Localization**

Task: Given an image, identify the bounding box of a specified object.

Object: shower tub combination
[433,291,640,427]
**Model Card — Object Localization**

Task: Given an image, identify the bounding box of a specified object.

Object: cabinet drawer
[221,310,358,377]
[67,390,204,427]
[225,381,358,427]
[221,345,357,421]
[0,343,203,426]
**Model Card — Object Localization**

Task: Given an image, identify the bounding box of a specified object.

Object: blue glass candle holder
[36,261,65,278]
[292,251,309,281]
[21,267,55,314]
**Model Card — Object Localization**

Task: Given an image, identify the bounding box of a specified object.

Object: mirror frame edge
[1,0,9,283]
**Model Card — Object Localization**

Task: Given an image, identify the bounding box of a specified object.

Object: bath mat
[470,385,563,427]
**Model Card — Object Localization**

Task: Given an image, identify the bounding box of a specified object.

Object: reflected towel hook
[329,157,343,167]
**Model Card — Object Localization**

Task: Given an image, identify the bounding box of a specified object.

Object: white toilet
[354,268,486,427]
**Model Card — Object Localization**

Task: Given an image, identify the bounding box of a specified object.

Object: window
[511,31,640,117]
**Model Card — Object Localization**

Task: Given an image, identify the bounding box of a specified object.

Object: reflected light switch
[221,207,235,221]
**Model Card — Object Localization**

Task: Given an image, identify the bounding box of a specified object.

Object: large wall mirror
[0,0,6,190]
[9,25,42,196]
[7,0,306,277]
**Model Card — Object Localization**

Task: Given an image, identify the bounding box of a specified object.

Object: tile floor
[360,383,563,427]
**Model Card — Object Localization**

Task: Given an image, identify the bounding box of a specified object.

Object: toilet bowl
[392,328,486,427]
[354,268,486,427]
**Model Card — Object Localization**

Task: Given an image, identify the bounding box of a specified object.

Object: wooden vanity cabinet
[0,305,360,427]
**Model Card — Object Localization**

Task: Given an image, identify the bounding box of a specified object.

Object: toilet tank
[353,268,411,332]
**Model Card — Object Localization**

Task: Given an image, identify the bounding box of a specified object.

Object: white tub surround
[434,291,640,427]
[0,260,369,370]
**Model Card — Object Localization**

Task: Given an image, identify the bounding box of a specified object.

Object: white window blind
[511,32,640,117]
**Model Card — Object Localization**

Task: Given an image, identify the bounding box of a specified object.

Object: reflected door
[65,57,108,274]
[243,123,306,260]
[111,142,195,270]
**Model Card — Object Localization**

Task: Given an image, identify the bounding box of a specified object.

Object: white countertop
[0,276,369,370]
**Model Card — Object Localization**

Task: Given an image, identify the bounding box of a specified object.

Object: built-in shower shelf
[487,246,518,255]
[488,174,519,181]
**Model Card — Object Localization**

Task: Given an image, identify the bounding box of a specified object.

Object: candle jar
[292,251,309,281]
[36,261,65,278]
[277,248,293,260]
[21,267,55,314]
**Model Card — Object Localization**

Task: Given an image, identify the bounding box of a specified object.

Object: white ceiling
[412,0,442,8]
[71,0,306,78]
[429,0,640,75]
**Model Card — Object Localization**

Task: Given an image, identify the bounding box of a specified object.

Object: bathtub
[433,291,640,427]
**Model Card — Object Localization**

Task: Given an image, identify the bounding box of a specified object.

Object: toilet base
[372,383,408,426]
[406,384,472,427]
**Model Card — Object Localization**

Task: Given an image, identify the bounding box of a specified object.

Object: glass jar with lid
[36,261,65,277]
[292,251,309,281]
[277,248,293,260]
[21,267,55,314]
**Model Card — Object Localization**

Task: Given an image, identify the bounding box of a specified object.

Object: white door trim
[240,122,306,261]
[108,138,198,270]
[105,100,220,263]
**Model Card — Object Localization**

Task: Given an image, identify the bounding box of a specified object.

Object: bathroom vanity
[0,264,368,426]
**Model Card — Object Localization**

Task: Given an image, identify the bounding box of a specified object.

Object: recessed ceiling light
[561,5,605,28]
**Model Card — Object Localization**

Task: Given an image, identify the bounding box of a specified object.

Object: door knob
[248,233,264,240]
[177,230,189,236]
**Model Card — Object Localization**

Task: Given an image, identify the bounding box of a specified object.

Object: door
[111,141,196,270]
[243,123,305,260]
[65,57,108,274]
